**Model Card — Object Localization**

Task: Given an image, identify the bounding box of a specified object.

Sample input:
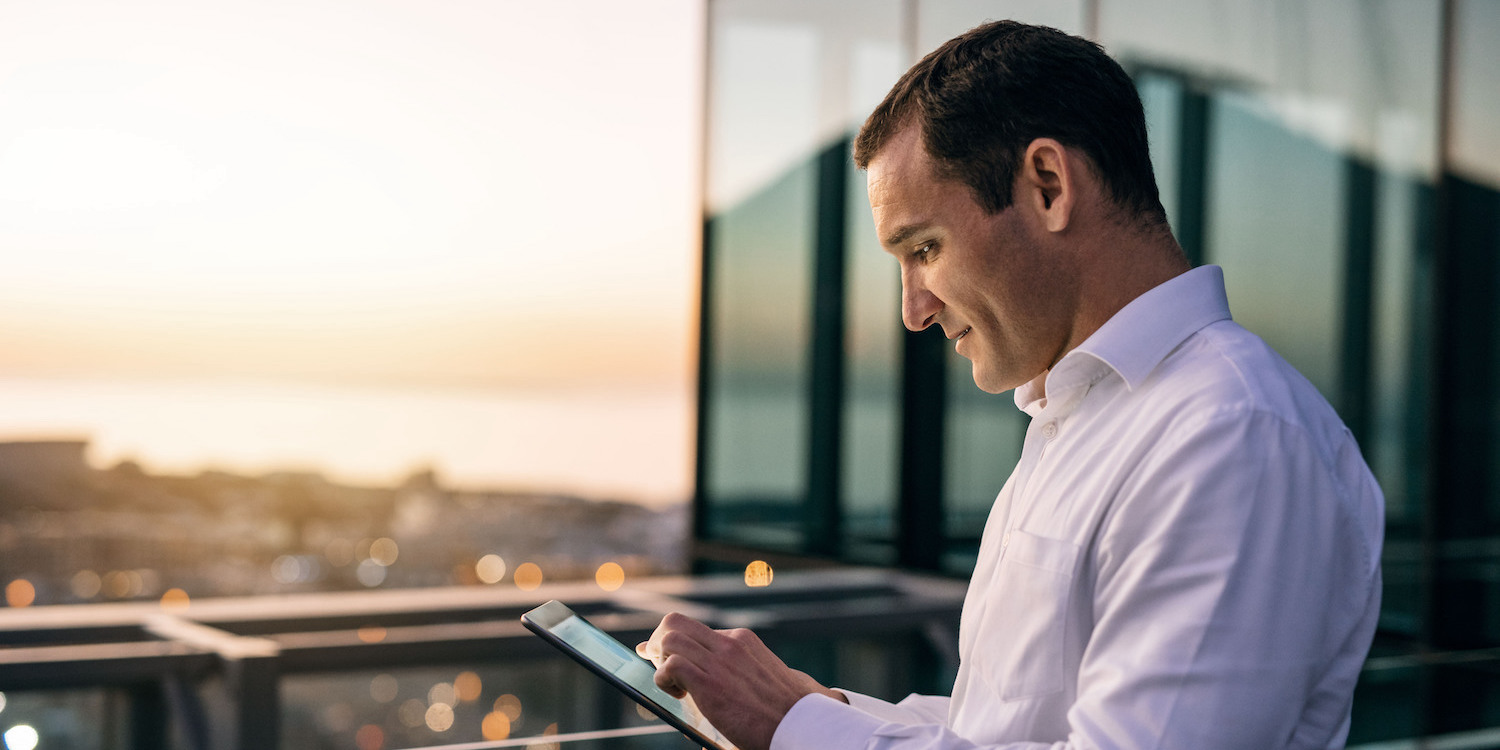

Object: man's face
[866,127,1076,394]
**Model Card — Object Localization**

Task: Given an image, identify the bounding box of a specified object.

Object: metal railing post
[145,614,281,750]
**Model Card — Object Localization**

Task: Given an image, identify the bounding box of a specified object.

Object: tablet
[521,600,736,750]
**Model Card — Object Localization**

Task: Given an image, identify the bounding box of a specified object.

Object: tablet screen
[522,600,735,750]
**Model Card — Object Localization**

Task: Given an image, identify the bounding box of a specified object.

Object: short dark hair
[854,20,1166,224]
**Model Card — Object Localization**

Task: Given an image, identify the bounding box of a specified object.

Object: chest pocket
[979,529,1080,702]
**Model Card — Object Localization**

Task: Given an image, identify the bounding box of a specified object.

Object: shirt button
[1002,531,1011,549]
[1041,421,1058,439]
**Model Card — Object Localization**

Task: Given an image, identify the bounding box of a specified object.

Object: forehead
[866,127,934,206]
[866,127,972,246]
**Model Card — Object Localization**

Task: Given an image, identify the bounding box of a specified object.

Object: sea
[0,376,693,508]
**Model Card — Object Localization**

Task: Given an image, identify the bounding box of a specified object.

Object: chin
[970,361,1028,394]
[974,380,1009,395]
[969,367,1007,394]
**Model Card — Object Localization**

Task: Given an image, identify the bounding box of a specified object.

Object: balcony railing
[3,566,1494,750]
[0,568,966,750]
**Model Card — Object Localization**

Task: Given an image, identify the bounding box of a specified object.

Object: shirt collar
[1014,265,1234,417]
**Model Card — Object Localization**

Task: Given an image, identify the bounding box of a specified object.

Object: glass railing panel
[282,658,697,750]
[0,688,130,750]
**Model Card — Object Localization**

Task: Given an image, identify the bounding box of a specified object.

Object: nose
[901,268,941,332]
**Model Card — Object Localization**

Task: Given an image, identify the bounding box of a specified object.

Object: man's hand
[640,612,846,750]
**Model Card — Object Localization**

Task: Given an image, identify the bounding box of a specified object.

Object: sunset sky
[0,0,704,391]
[0,0,705,499]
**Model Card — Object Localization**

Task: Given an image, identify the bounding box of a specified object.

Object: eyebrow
[881,222,933,251]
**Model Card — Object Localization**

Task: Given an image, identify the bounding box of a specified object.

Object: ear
[1018,138,1076,233]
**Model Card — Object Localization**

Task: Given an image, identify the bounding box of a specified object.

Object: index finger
[642,612,715,660]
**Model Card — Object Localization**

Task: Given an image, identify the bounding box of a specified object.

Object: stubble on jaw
[962,208,1080,395]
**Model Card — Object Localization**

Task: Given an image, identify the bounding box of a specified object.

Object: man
[647,20,1384,750]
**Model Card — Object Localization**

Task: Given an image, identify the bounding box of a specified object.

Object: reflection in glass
[1208,89,1344,399]
[702,4,822,552]
[841,26,906,565]
[702,0,905,555]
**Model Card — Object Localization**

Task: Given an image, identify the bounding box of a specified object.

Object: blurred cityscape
[0,439,689,609]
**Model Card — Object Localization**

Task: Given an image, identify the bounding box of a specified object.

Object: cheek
[954,274,1016,334]
[962,279,1056,364]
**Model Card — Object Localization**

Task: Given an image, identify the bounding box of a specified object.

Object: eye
[913,241,937,262]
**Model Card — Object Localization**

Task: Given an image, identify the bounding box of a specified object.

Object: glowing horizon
[0,0,704,391]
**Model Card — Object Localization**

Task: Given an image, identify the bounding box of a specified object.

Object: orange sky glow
[0,0,704,391]
[0,0,705,500]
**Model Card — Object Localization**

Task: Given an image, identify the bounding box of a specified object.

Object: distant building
[0,439,92,508]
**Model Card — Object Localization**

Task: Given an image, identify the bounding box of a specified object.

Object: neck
[1063,219,1191,355]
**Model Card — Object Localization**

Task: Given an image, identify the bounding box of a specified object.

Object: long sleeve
[842,691,952,726]
[772,693,1057,750]
[769,691,952,750]
[772,408,1381,750]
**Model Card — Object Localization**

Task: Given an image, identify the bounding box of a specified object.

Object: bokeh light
[482,711,512,741]
[370,674,399,703]
[159,588,191,612]
[70,570,102,599]
[357,625,387,643]
[513,562,543,591]
[454,671,482,703]
[103,570,144,599]
[744,560,773,588]
[272,556,298,584]
[272,555,323,585]
[595,561,625,592]
[398,699,427,728]
[425,702,455,732]
[355,724,384,750]
[369,537,399,566]
[4,580,35,608]
[494,694,523,722]
[525,722,561,750]
[136,569,162,597]
[475,554,507,584]
[356,559,387,587]
[3,725,39,750]
[323,702,355,733]
[103,571,130,598]
[428,682,456,707]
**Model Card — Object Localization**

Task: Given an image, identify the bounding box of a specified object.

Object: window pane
[943,352,1025,574]
[841,21,906,564]
[1206,90,1344,398]
[843,156,902,565]
[703,169,814,547]
[702,0,904,552]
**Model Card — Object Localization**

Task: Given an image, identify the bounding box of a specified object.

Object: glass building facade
[695,0,1500,744]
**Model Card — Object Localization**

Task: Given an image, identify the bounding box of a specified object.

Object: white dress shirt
[772,265,1385,750]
